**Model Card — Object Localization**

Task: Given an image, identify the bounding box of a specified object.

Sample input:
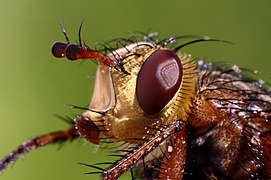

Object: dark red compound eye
[136,50,183,114]
[51,42,68,58]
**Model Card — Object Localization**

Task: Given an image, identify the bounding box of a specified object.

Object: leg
[101,120,186,180]
[0,125,78,172]
[158,123,187,179]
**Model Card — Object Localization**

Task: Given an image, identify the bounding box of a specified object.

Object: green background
[1,0,271,180]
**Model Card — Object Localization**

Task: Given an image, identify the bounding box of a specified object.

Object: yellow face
[82,42,198,142]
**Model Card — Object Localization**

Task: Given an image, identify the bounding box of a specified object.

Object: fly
[1,22,271,179]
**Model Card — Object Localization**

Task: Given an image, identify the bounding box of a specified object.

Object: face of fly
[73,41,197,144]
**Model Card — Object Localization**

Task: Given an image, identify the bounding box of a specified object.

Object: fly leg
[0,125,78,172]
[158,123,187,180]
[101,120,187,180]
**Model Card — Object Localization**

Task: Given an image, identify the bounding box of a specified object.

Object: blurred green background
[0,0,271,180]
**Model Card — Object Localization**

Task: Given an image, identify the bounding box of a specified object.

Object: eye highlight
[136,50,183,114]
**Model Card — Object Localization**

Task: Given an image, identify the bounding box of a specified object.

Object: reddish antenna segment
[51,21,117,68]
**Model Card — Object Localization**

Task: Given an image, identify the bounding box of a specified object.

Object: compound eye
[136,50,183,114]
[51,42,68,58]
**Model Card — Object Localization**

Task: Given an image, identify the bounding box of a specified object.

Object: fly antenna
[78,19,84,46]
[57,17,70,44]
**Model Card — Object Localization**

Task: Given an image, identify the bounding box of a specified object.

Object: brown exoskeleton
[1,22,271,179]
